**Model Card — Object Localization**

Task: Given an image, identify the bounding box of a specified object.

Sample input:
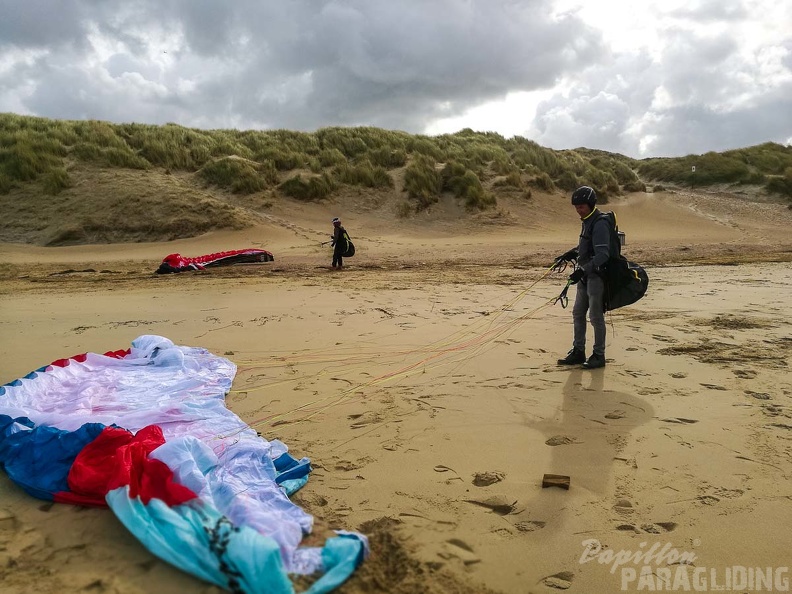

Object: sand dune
[1,190,791,594]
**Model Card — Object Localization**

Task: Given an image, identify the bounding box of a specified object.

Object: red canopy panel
[156,249,274,273]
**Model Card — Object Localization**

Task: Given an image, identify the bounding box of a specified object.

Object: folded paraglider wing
[156,249,274,274]
[0,336,367,593]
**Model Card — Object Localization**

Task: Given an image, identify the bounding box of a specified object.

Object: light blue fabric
[279,476,309,496]
[304,533,370,594]
[107,487,367,594]
[108,487,294,593]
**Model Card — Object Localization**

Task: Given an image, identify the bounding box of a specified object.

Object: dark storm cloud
[1,0,789,157]
[0,0,88,48]
[0,0,604,132]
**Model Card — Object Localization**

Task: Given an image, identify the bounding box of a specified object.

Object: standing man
[330,217,349,269]
[555,186,617,369]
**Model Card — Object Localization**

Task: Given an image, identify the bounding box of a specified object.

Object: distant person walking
[330,217,351,269]
[554,186,619,369]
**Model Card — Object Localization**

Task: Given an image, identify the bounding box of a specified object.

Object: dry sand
[1,190,791,594]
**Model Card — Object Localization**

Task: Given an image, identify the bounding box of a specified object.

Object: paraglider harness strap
[551,258,572,274]
[554,279,573,309]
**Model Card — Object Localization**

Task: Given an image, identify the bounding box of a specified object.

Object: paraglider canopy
[156,249,274,274]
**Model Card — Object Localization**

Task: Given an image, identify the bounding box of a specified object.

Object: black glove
[557,248,578,263]
[552,248,579,271]
[568,268,585,284]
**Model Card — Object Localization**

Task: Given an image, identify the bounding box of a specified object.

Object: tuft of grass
[319,148,348,167]
[334,160,393,188]
[367,147,407,168]
[42,167,72,195]
[404,155,442,209]
[395,201,413,218]
[199,157,277,193]
[527,172,555,191]
[493,171,523,189]
[763,165,792,199]
[0,131,65,181]
[0,172,11,194]
[623,180,647,192]
[279,173,337,201]
[440,161,496,210]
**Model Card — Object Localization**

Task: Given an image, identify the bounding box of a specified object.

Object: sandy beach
[1,189,791,594]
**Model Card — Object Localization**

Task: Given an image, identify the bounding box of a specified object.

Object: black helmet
[571,186,596,207]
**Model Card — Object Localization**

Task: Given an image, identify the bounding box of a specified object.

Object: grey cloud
[640,88,792,157]
[0,0,604,133]
[529,21,792,158]
[0,0,87,49]
[1,0,789,158]
[530,89,635,156]
[667,0,748,22]
[656,29,739,106]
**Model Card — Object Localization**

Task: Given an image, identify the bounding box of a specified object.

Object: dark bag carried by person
[597,211,649,311]
[602,256,649,311]
[341,230,355,257]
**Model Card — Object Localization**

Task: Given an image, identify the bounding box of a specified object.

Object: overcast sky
[1,0,790,158]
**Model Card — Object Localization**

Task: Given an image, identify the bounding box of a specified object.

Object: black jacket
[577,209,617,275]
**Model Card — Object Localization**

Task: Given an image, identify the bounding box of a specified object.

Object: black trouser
[332,250,343,267]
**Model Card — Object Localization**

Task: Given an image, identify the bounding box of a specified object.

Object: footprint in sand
[472,471,505,486]
[641,522,678,533]
[713,488,744,499]
[605,410,627,420]
[746,390,772,400]
[334,457,373,471]
[545,435,580,446]
[734,369,758,379]
[348,411,382,428]
[670,372,688,379]
[439,539,481,566]
[515,520,546,532]
[638,387,664,395]
[652,335,677,343]
[661,417,699,424]
[697,495,720,505]
[0,507,19,541]
[542,571,574,590]
[464,496,518,516]
[613,499,635,515]
[761,404,784,416]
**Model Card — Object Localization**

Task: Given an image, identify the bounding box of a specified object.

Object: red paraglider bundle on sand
[155,249,274,274]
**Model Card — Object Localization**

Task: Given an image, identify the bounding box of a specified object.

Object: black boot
[557,348,586,365]
[582,353,606,369]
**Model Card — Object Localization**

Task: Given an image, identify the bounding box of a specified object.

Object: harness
[582,210,621,263]
[554,210,648,310]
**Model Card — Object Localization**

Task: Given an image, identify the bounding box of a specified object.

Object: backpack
[342,231,355,258]
[596,211,649,311]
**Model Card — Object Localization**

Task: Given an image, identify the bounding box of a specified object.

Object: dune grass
[0,113,790,244]
[2,113,790,201]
